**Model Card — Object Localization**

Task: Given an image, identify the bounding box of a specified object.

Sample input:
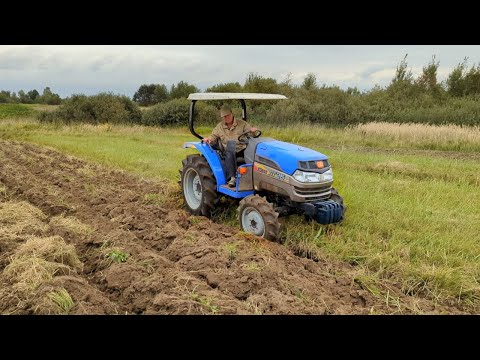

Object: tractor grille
[293,185,332,201]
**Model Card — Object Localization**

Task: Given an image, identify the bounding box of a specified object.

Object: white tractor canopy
[188,93,288,100]
[187,93,287,141]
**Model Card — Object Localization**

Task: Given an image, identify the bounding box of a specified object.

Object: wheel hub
[242,207,265,236]
[193,176,202,200]
[184,168,202,210]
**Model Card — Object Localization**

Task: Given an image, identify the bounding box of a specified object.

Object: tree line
[129,55,480,127]
[132,55,480,106]
[0,87,62,105]
[11,54,480,127]
[4,55,480,107]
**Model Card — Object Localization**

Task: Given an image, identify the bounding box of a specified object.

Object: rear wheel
[180,154,218,217]
[237,195,281,242]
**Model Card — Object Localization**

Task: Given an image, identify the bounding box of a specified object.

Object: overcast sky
[1,45,479,98]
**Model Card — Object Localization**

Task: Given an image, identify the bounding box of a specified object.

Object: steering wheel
[238,129,262,144]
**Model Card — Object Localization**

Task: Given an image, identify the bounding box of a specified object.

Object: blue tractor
[180,93,345,242]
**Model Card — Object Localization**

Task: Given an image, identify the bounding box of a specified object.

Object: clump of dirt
[0,140,471,314]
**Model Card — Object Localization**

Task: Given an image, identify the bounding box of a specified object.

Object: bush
[265,88,356,127]
[265,98,312,125]
[206,82,243,93]
[263,87,480,127]
[38,93,141,124]
[196,102,221,126]
[142,98,190,126]
[142,99,220,127]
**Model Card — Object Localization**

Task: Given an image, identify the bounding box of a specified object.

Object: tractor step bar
[218,185,254,198]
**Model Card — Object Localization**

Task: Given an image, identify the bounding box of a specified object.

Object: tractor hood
[255,140,328,175]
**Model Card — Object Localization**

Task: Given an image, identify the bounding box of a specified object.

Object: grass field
[1,115,479,309]
[0,104,35,119]
[0,103,59,120]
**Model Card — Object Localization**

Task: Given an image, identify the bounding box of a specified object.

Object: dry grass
[49,215,94,236]
[76,164,97,177]
[353,122,480,145]
[373,161,420,175]
[2,234,81,293]
[0,198,84,314]
[0,183,6,198]
[76,123,113,133]
[0,200,48,237]
[0,200,47,225]
[14,235,83,270]
[0,234,82,314]
[2,255,70,292]
[241,261,263,272]
[55,123,150,135]
[28,104,60,113]
[267,121,480,152]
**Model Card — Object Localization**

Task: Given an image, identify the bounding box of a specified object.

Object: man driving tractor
[203,105,258,187]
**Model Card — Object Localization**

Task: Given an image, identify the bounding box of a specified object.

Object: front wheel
[330,187,347,214]
[237,195,281,242]
[180,154,218,217]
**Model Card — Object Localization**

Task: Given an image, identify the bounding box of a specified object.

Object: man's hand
[203,137,211,144]
[250,127,258,133]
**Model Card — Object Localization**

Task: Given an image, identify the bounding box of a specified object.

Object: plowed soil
[0,140,469,314]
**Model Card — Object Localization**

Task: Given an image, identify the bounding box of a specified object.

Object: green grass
[190,288,219,314]
[241,261,263,272]
[47,288,75,314]
[283,166,480,299]
[1,121,197,181]
[105,249,129,263]
[143,193,167,206]
[223,242,239,262]
[0,104,36,119]
[1,117,480,308]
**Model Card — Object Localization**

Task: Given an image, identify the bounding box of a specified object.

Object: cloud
[366,68,396,85]
[0,45,479,97]
[0,46,39,70]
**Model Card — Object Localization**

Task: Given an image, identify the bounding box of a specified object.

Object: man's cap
[220,105,233,117]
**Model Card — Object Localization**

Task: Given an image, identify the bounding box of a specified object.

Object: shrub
[196,102,220,126]
[142,98,220,127]
[206,82,243,93]
[142,98,190,126]
[39,93,141,124]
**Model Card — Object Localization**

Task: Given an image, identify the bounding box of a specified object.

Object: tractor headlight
[323,169,333,181]
[293,169,333,183]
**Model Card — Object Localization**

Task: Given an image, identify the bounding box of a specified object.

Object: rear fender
[183,142,226,185]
